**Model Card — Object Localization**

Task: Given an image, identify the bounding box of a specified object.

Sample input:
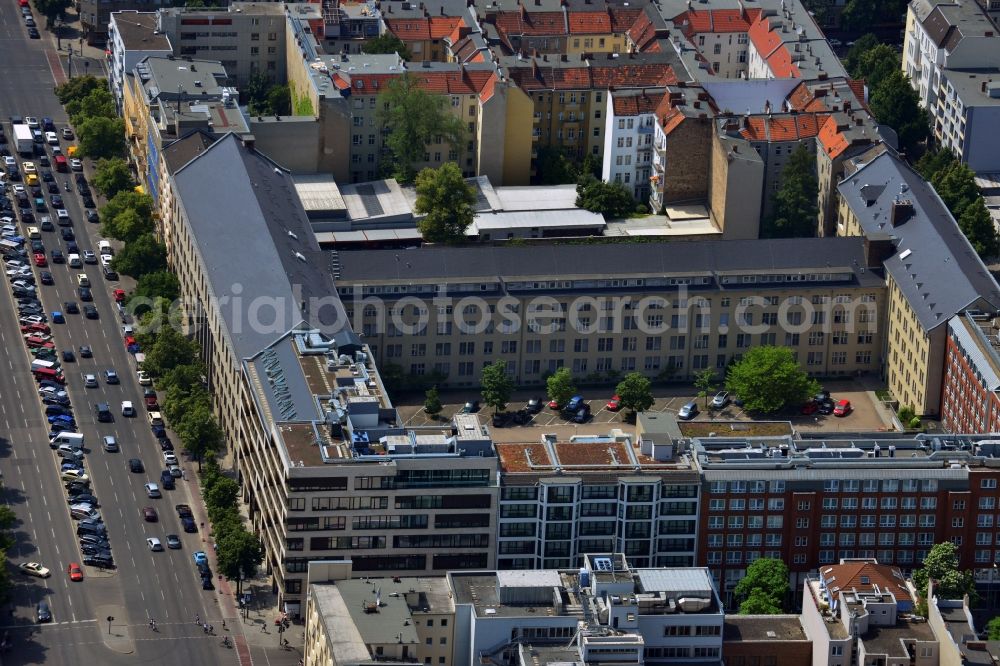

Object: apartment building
[933,68,1000,172]
[666,5,759,79]
[692,432,1000,605]
[155,3,289,88]
[941,311,1000,434]
[107,11,173,112]
[81,0,171,45]
[723,616,812,666]
[165,133,499,612]
[383,13,465,62]
[279,38,533,183]
[499,51,683,166]
[450,554,724,666]
[304,570,456,666]
[122,56,246,203]
[603,88,663,201]
[334,236,886,389]
[802,560,938,666]
[648,84,715,213]
[903,0,1000,112]
[837,148,1000,415]
[494,426,701,570]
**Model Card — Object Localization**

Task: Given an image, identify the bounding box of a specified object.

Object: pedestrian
[260,623,266,633]
[195,613,200,625]
[209,625,214,635]
[222,619,226,629]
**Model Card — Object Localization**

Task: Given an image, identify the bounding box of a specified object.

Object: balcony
[637,124,654,135]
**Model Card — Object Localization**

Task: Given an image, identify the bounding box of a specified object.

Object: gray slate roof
[336,237,882,285]
[173,133,353,360]
[838,150,1000,331]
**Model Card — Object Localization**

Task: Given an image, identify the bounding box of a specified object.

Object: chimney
[242,134,256,151]
[843,100,851,112]
[855,117,863,126]
[890,198,914,227]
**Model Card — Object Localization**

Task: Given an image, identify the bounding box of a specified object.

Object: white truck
[13,125,33,156]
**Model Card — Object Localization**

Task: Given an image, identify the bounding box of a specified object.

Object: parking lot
[395,378,893,438]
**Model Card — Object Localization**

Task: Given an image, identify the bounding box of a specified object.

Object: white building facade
[602,90,662,201]
[107,11,172,112]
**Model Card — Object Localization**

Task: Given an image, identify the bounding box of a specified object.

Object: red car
[547,399,561,410]
[20,323,49,334]
[25,335,54,349]
[67,563,83,582]
[18,0,28,6]
[801,401,819,415]
[33,253,47,267]
[113,289,126,303]
[142,507,158,522]
[833,399,852,417]
[124,335,136,349]
[606,395,622,411]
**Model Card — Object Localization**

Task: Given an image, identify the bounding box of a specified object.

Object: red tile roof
[609,7,642,34]
[590,63,677,88]
[673,8,760,36]
[495,10,566,37]
[568,11,611,34]
[786,81,828,112]
[479,72,499,102]
[821,561,913,602]
[847,79,867,106]
[817,114,850,159]
[506,60,677,91]
[338,68,495,96]
[738,113,827,141]
[766,48,800,78]
[612,91,664,116]
[384,17,461,41]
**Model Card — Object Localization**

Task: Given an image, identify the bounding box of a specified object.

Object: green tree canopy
[204,474,239,517]
[143,324,200,377]
[534,146,580,185]
[576,175,636,219]
[615,372,654,414]
[414,163,475,243]
[158,363,205,395]
[244,71,271,116]
[0,506,17,552]
[959,199,999,259]
[33,0,71,27]
[869,70,928,156]
[734,558,790,614]
[546,367,576,407]
[377,74,465,184]
[112,233,167,278]
[481,359,514,412]
[216,527,263,597]
[764,144,818,238]
[839,0,877,32]
[100,190,155,242]
[850,43,900,89]
[266,85,291,116]
[133,270,180,304]
[915,147,957,181]
[725,346,819,414]
[362,33,413,60]
[912,542,977,600]
[76,116,126,160]
[423,386,443,417]
[694,369,718,407]
[176,404,223,468]
[55,76,103,105]
[66,87,117,125]
[987,616,1000,640]
[932,161,982,219]
[92,157,135,199]
[844,33,880,74]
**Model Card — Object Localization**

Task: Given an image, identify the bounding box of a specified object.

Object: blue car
[193,551,208,566]
[48,414,75,426]
[51,311,64,324]
[564,395,585,413]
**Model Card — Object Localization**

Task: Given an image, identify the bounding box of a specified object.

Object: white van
[147,411,164,426]
[31,359,57,372]
[121,401,134,417]
[27,227,40,240]
[98,240,113,256]
[49,432,84,449]
[67,253,82,268]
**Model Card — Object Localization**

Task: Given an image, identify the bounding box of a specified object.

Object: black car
[511,409,532,425]
[491,412,512,427]
[30,239,43,252]
[82,196,95,209]
[80,544,112,557]
[75,174,87,185]
[95,402,111,422]
[50,195,62,207]
[47,182,58,194]
[525,397,543,413]
[27,27,40,39]
[70,494,99,508]
[42,395,70,406]
[62,350,75,362]
[182,517,198,533]
[201,576,214,590]
[50,249,64,263]
[38,155,48,167]
[85,210,99,224]
[19,210,34,224]
[39,271,53,285]
[78,287,92,301]
[66,240,78,254]
[60,228,73,241]
[63,301,79,314]
[159,438,174,452]
[82,555,113,568]
[817,399,835,415]
[83,304,98,319]
[79,345,92,358]
[128,458,144,473]
[41,170,52,182]
[66,482,89,494]
[36,601,51,623]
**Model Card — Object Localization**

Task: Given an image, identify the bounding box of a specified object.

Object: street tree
[101,190,154,238]
[423,386,443,418]
[217,528,263,597]
[850,43,899,89]
[66,88,117,125]
[546,367,576,408]
[932,161,982,218]
[77,116,126,160]
[734,558,790,613]
[959,199,1000,259]
[576,175,635,219]
[694,369,718,407]
[844,33,879,75]
[55,76,103,105]
[33,0,71,28]
[725,346,819,413]
[987,616,1000,640]
[915,147,957,181]
[0,506,17,552]
[92,158,135,199]
[764,144,818,237]
[481,359,514,413]
[204,475,239,519]
[112,233,167,278]
[162,383,211,425]
[158,363,205,395]
[377,74,465,183]
[176,404,223,469]
[615,372,654,415]
[133,270,180,304]
[913,542,977,600]
[144,325,200,377]
[104,209,155,245]
[414,163,475,243]
[362,33,412,60]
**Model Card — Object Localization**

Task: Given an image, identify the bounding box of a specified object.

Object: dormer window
[860,576,870,585]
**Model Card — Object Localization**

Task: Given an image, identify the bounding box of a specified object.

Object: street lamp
[106,615,114,635]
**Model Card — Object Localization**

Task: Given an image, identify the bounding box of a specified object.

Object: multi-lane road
[0,4,237,664]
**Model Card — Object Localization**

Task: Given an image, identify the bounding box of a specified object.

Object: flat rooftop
[604,205,723,237]
[944,69,1000,107]
[110,11,172,50]
[495,434,697,477]
[449,572,579,619]
[723,616,808,642]
[861,620,937,657]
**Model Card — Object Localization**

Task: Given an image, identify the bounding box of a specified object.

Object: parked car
[711,391,729,409]
[677,401,699,420]
[833,400,853,417]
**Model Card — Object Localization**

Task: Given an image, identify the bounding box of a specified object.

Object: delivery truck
[13,125,33,156]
